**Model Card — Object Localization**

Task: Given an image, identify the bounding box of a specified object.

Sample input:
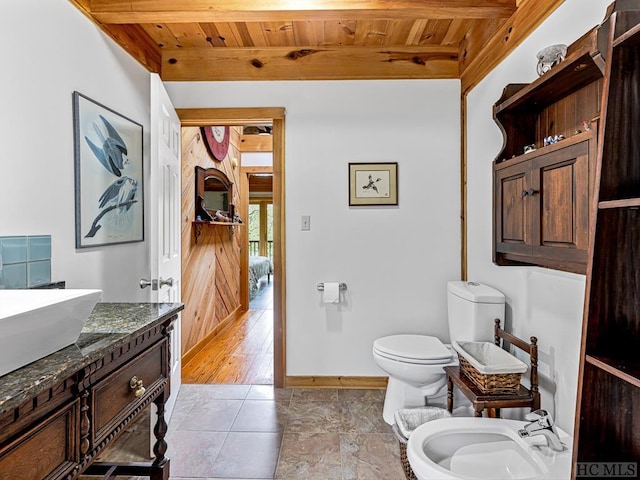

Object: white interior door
[149,73,182,422]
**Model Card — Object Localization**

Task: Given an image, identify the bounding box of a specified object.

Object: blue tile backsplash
[2,263,27,288]
[1,237,28,264]
[28,260,51,287]
[28,236,51,261]
[0,235,51,288]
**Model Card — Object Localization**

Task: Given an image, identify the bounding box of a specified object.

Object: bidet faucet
[518,409,564,452]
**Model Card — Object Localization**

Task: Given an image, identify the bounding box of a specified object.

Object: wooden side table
[446,319,541,418]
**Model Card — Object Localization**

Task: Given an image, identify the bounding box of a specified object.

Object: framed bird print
[348,162,398,206]
[73,91,144,248]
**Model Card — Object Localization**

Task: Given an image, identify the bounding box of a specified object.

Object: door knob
[139,278,158,290]
[159,277,174,288]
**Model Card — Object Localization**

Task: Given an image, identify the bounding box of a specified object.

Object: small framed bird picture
[73,91,144,248]
[348,162,398,206]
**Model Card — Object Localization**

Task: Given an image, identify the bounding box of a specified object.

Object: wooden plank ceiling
[69,0,564,92]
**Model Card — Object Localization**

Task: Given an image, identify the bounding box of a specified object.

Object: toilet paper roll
[322,283,340,303]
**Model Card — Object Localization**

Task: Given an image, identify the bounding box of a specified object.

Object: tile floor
[99,383,408,480]
[96,279,410,479]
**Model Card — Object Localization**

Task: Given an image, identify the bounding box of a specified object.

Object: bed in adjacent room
[249,255,273,296]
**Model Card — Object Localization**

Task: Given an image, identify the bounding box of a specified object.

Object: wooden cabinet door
[530,140,589,265]
[494,160,532,258]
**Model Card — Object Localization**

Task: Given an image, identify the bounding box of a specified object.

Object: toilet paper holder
[316,282,347,292]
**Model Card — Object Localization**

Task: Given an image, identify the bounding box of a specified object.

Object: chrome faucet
[518,409,564,452]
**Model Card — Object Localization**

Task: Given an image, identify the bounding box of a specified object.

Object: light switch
[301,215,311,231]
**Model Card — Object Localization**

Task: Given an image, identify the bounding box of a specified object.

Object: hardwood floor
[182,277,274,385]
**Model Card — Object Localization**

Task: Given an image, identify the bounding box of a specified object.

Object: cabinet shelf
[192,220,243,243]
[614,18,640,47]
[586,355,640,388]
[494,130,593,168]
[493,28,603,165]
[193,220,243,226]
[495,49,602,115]
[598,198,640,209]
[494,28,602,115]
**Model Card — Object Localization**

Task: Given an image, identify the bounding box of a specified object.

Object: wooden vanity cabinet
[492,27,604,274]
[0,307,180,480]
[573,5,640,473]
[0,395,80,480]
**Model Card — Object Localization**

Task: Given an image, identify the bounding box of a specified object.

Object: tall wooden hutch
[573,2,640,475]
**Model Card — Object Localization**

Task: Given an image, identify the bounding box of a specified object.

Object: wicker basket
[391,407,451,480]
[458,353,522,394]
[392,424,417,480]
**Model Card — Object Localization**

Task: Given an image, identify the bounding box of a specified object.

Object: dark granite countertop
[0,302,184,414]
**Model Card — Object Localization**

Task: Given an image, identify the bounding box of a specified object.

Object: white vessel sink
[0,289,102,377]
[407,417,571,480]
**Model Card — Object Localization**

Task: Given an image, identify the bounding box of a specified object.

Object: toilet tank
[447,281,505,343]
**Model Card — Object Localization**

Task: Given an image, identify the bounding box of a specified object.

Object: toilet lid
[373,335,453,363]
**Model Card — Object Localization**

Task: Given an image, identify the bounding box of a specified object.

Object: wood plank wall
[181,126,244,357]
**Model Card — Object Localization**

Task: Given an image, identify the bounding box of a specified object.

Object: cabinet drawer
[92,340,167,444]
[0,400,79,480]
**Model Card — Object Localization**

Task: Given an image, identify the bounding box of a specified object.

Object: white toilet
[373,281,505,424]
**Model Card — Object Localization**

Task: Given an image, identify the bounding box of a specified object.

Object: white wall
[466,0,611,433]
[167,80,462,376]
[1,1,151,301]
[242,152,273,167]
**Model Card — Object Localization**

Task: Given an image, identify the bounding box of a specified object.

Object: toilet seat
[373,334,453,365]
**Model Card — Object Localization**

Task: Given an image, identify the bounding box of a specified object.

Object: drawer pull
[129,376,146,397]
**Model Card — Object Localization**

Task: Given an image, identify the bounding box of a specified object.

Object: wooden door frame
[177,107,286,388]
[240,166,273,309]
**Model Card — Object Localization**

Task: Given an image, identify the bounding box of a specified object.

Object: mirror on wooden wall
[195,166,234,221]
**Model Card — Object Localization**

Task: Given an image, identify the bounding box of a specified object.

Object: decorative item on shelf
[193,200,241,243]
[213,210,231,222]
[543,134,566,146]
[524,144,537,154]
[536,44,568,76]
[575,120,593,134]
[196,197,214,221]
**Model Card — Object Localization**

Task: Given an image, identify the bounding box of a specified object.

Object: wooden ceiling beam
[240,135,274,152]
[89,0,517,23]
[69,0,162,72]
[161,45,458,81]
[460,0,565,93]
[177,108,286,126]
